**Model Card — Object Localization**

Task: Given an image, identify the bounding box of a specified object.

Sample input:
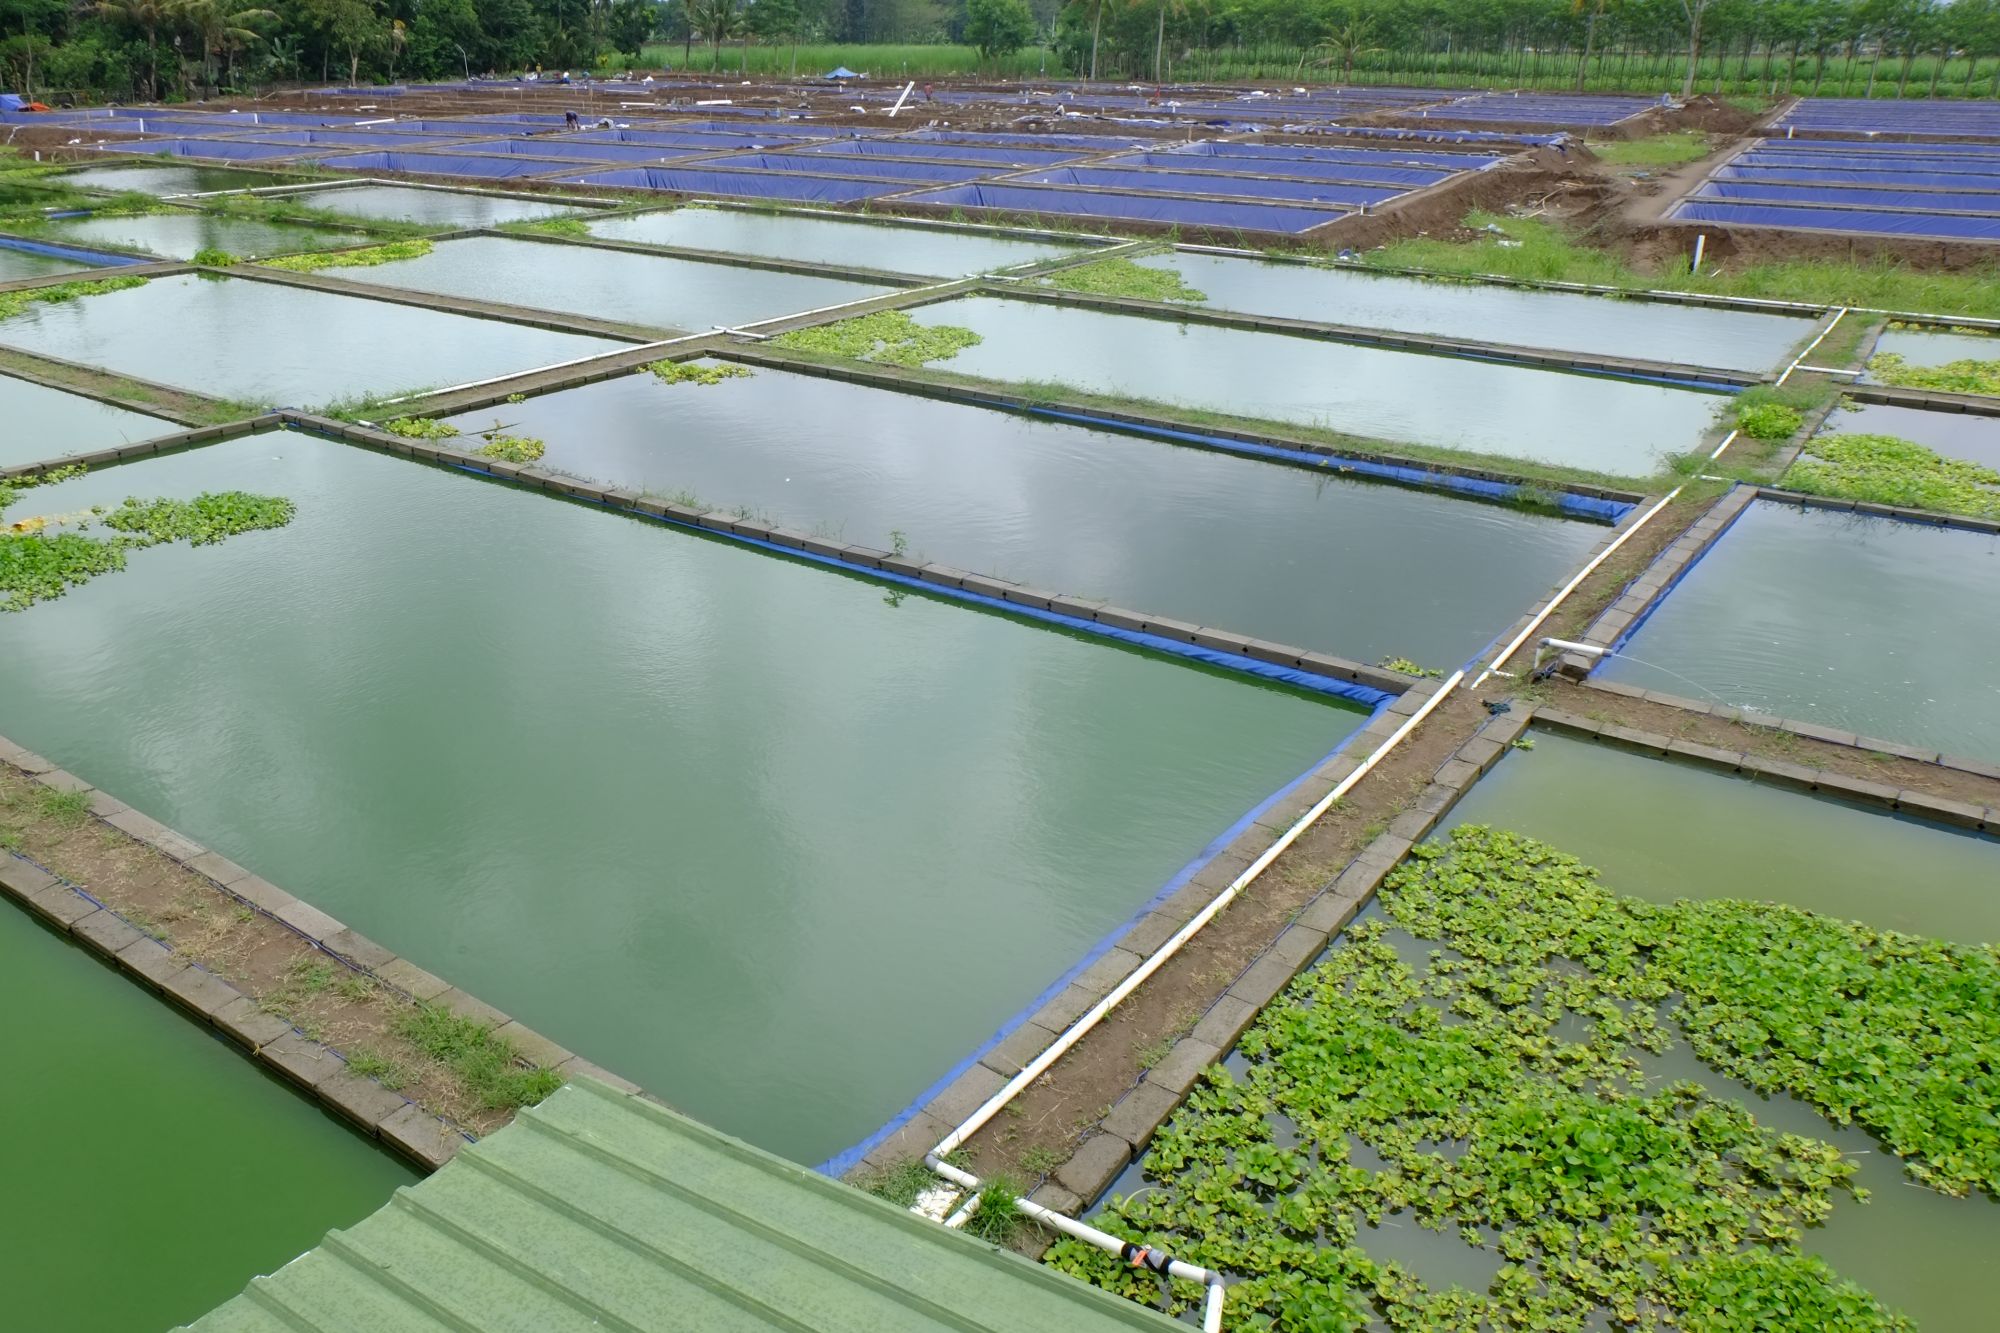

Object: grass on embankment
[1368,214,2000,319]
[1590,131,1719,168]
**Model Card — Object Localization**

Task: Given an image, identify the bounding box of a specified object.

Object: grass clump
[474,434,545,464]
[190,247,237,267]
[1053,825,1992,1329]
[1037,257,1207,304]
[861,1159,940,1207]
[0,274,150,324]
[1782,433,2000,520]
[263,238,432,273]
[381,416,460,440]
[503,216,591,238]
[774,309,982,369]
[1735,399,1805,440]
[2,487,294,612]
[1590,131,1715,168]
[34,786,92,827]
[646,359,753,386]
[962,1176,1025,1246]
[392,1001,562,1110]
[1867,351,2000,397]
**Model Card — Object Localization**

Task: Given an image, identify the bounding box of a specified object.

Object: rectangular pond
[60,163,290,196]
[0,432,1361,1165]
[1598,499,2000,763]
[285,183,586,227]
[1866,326,2000,386]
[1818,398,2000,470]
[0,893,414,1332]
[44,212,353,262]
[1133,253,1814,374]
[0,244,93,282]
[0,274,624,407]
[0,373,170,466]
[586,206,1079,278]
[1443,729,2000,944]
[906,296,1727,476]
[340,235,890,333]
[454,365,1605,669]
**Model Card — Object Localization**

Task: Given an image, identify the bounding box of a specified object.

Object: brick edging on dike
[0,350,212,427]
[0,257,192,295]
[1006,701,1529,1224]
[1557,484,2000,679]
[0,738,648,1172]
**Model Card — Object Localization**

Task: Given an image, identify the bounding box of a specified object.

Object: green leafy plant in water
[772,309,982,369]
[0,275,149,323]
[2,486,294,611]
[474,434,546,464]
[381,416,460,440]
[1049,826,1986,1330]
[645,359,753,386]
[1380,656,1442,678]
[1736,400,1805,440]
[1867,351,2000,397]
[1782,433,2000,520]
[190,246,237,267]
[510,216,590,238]
[1037,257,1208,304]
[262,238,433,272]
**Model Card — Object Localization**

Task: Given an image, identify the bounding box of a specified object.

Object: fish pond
[45,212,353,262]
[0,432,1360,1166]
[1126,253,1813,374]
[0,373,169,466]
[0,243,94,282]
[1818,398,2000,470]
[0,892,414,1332]
[0,274,622,407]
[587,206,1081,277]
[342,234,890,332]
[1598,500,2000,764]
[450,365,1604,669]
[900,296,1725,476]
[60,163,290,196]
[284,183,586,227]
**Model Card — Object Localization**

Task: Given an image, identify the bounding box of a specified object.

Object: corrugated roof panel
[185,1078,1176,1332]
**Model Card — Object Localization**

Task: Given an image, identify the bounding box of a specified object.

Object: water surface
[458,367,1601,668]
[0,433,1356,1163]
[287,183,583,226]
[59,163,287,196]
[1599,500,2000,763]
[344,234,887,331]
[1817,399,2000,470]
[0,246,88,281]
[1135,253,1811,373]
[0,273,622,406]
[589,206,1079,276]
[0,373,169,465]
[0,896,413,1332]
[1869,326,2000,380]
[46,212,350,261]
[909,296,1725,475]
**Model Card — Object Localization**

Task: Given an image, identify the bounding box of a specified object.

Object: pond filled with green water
[61,163,288,196]
[588,207,1080,277]
[289,183,584,226]
[1133,254,1813,374]
[344,234,890,332]
[1598,500,2000,763]
[0,274,623,407]
[907,297,1724,476]
[0,373,169,466]
[458,366,1603,668]
[0,432,1359,1165]
[0,897,413,1331]
[46,211,352,261]
[1442,730,2000,944]
[1820,399,2000,470]
[0,245,89,281]
[1868,326,2000,378]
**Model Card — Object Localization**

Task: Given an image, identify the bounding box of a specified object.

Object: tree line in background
[5,0,2000,102]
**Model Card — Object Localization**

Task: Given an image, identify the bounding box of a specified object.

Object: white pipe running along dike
[921,671,1468,1332]
[1775,307,1848,387]
[1473,487,1682,687]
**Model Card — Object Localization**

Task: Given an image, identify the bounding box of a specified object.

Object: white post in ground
[889,81,916,117]
[1690,233,1706,276]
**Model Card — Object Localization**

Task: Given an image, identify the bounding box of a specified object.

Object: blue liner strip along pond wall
[1106,152,1453,188]
[899,183,1350,233]
[1695,181,2000,215]
[815,700,1385,1178]
[559,167,904,202]
[702,152,991,183]
[1159,140,1497,171]
[1671,199,2000,239]
[1008,167,1400,207]
[313,150,581,180]
[0,235,151,267]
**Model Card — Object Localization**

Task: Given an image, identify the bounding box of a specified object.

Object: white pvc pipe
[1706,428,1739,461]
[1473,488,1681,686]
[1543,637,1609,656]
[1690,232,1705,275]
[1775,307,1848,387]
[889,81,916,117]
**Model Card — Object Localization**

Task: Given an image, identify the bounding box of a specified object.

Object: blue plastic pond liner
[1763,137,2000,159]
[557,128,810,151]
[791,139,1085,167]
[0,234,151,267]
[313,150,571,180]
[902,183,1350,234]
[232,129,485,150]
[1102,152,1450,189]
[1015,406,1636,523]
[1696,180,2000,215]
[900,130,1151,151]
[559,166,903,202]
[700,151,988,183]
[102,139,314,162]
[1600,485,1754,660]
[813,698,1386,1179]
[1010,166,1399,207]
[1159,139,1496,171]
[1720,163,2000,190]
[1672,198,2000,239]
[1738,150,2000,177]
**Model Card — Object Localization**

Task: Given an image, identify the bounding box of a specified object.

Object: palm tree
[687,0,741,71]
[1311,16,1380,81]
[95,0,174,99]
[172,0,275,91]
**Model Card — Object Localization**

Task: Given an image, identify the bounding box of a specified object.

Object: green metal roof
[184,1077,1177,1332]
